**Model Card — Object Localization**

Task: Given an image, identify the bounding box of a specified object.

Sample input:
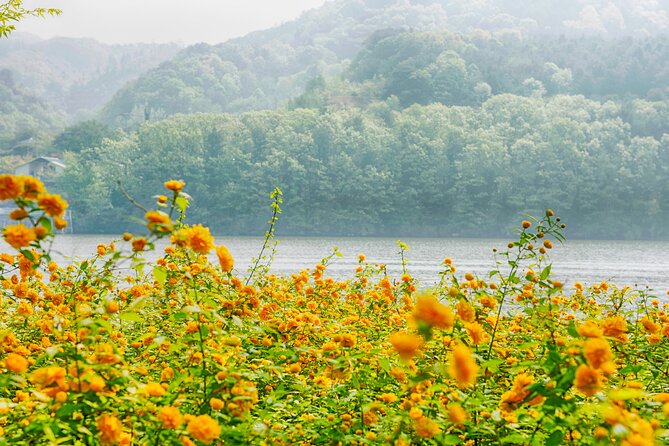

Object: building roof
[15,156,66,171]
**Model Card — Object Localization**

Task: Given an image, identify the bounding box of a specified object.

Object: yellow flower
[54,217,68,230]
[583,337,612,369]
[158,406,182,429]
[209,398,224,410]
[377,393,398,403]
[132,237,147,252]
[5,353,29,373]
[448,344,478,388]
[574,364,601,396]
[37,193,68,218]
[640,317,660,334]
[456,299,476,322]
[414,416,441,438]
[413,293,454,329]
[577,321,603,338]
[19,175,45,199]
[216,244,234,272]
[145,210,172,233]
[465,322,487,346]
[448,404,467,425]
[0,175,23,200]
[89,375,106,392]
[389,332,422,360]
[186,414,221,444]
[97,414,123,445]
[164,180,185,193]
[9,208,29,220]
[172,225,214,254]
[143,382,166,397]
[31,366,67,389]
[601,315,628,342]
[3,224,36,249]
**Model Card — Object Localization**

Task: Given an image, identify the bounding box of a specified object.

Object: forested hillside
[0,33,180,115]
[0,69,66,155]
[59,95,669,238]
[100,0,669,126]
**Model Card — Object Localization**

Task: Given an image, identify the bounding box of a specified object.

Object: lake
[11,234,669,295]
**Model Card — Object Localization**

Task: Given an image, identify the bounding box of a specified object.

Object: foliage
[1,176,669,445]
[52,121,114,153]
[0,0,60,38]
[0,34,181,116]
[0,69,66,153]
[347,31,669,107]
[57,96,669,239]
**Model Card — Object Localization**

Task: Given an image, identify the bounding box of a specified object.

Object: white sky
[16,0,330,44]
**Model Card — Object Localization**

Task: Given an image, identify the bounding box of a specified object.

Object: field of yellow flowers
[0,175,668,445]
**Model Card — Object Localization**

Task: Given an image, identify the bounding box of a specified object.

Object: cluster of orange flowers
[0,180,668,444]
[0,174,68,249]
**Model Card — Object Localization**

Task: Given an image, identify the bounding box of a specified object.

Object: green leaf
[502,433,528,443]
[153,265,167,285]
[120,312,144,323]
[410,372,433,382]
[19,249,34,261]
[175,196,189,212]
[608,388,643,400]
[546,430,563,446]
[540,265,552,280]
[38,217,53,234]
[378,358,391,374]
[442,434,462,444]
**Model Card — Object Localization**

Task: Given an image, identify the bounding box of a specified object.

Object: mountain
[0,33,181,116]
[99,0,669,126]
[0,69,66,154]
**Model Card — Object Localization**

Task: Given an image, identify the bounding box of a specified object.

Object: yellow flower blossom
[4,353,29,373]
[389,332,422,360]
[3,224,36,249]
[413,293,454,329]
[186,414,221,444]
[97,414,123,445]
[448,344,478,388]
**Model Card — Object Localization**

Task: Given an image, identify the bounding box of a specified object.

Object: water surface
[20,235,669,294]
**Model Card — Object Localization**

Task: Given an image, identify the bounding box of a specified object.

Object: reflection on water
[7,235,669,294]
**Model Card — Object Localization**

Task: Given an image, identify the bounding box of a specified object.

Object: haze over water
[21,235,669,295]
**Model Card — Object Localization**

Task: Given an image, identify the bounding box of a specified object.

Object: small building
[14,157,66,178]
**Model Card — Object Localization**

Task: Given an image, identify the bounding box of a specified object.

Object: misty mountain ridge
[99,0,669,126]
[0,32,182,116]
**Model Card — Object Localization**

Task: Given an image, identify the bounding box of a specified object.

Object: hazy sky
[16,0,330,44]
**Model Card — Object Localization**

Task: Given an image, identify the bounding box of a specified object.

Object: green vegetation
[100,0,669,126]
[0,0,60,38]
[0,69,66,155]
[58,95,669,238]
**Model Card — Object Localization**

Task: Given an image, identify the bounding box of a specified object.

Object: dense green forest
[58,95,669,238]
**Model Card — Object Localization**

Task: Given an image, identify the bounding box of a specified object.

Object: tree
[53,120,113,153]
[0,0,61,38]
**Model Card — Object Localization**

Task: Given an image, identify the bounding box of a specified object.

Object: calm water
[12,235,669,294]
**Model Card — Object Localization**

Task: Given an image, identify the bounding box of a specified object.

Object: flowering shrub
[0,176,668,445]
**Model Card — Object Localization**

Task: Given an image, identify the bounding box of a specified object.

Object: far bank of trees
[56,95,669,239]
